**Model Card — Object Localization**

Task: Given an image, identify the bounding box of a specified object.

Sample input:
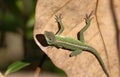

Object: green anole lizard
[44,12,109,77]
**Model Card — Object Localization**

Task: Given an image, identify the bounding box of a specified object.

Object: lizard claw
[85,11,94,24]
[55,14,63,22]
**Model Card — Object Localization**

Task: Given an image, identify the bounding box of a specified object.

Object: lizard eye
[48,38,53,41]
[44,31,56,44]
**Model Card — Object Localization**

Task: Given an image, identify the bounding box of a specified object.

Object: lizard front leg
[55,14,64,35]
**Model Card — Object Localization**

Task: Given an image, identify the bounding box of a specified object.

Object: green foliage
[0,0,66,76]
[5,61,30,75]
[26,15,35,39]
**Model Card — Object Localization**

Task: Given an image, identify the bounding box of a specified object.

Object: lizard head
[44,31,56,45]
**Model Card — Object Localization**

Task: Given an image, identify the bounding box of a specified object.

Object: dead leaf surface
[34,0,120,77]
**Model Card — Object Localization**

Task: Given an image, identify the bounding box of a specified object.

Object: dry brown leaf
[34,0,120,77]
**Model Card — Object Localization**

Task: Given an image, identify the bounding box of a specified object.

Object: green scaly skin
[44,12,109,77]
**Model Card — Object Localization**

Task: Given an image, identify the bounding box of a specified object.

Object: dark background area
[0,0,66,76]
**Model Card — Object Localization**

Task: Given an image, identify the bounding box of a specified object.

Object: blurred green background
[0,0,66,76]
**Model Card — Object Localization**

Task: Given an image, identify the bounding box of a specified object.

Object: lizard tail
[87,46,110,77]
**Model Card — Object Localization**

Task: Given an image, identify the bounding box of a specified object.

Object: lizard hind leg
[78,11,93,43]
[70,50,82,57]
